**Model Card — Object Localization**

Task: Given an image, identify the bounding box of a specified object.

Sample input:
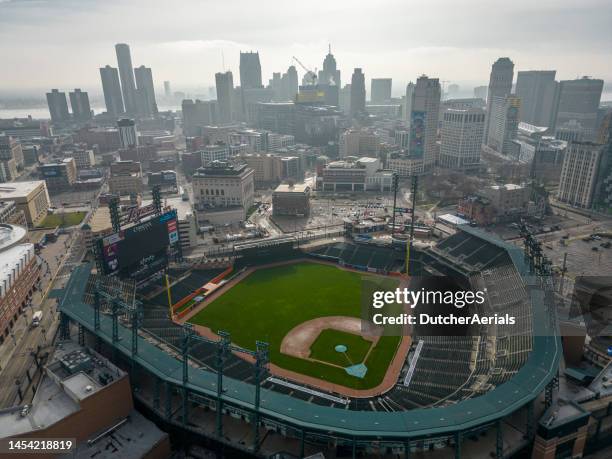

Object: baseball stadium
[56,224,561,458]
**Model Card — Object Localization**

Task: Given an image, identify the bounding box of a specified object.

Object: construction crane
[292,56,317,85]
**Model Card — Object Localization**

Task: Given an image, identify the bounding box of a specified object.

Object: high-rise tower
[350,68,366,116]
[483,57,514,144]
[318,45,341,87]
[239,52,262,89]
[115,43,138,114]
[100,66,125,116]
[134,65,157,116]
[215,71,234,123]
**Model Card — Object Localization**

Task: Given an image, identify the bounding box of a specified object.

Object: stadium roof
[58,226,561,439]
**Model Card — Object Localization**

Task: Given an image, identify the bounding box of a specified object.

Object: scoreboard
[97,210,179,281]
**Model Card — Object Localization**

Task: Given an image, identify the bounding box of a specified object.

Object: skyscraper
[558,141,603,208]
[115,43,138,114]
[69,89,92,121]
[215,71,234,123]
[117,118,138,148]
[350,68,366,116]
[318,46,341,87]
[239,51,262,89]
[515,70,558,127]
[403,82,415,122]
[439,107,485,171]
[487,95,521,157]
[46,89,70,123]
[410,75,441,171]
[164,81,172,99]
[134,65,157,116]
[100,65,125,116]
[483,57,514,144]
[281,65,298,101]
[554,77,604,141]
[370,78,392,104]
[182,99,217,137]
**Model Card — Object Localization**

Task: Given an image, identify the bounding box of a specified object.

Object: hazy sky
[1,0,610,97]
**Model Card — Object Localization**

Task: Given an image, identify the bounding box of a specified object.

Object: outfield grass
[39,211,86,228]
[189,262,401,389]
[310,329,372,367]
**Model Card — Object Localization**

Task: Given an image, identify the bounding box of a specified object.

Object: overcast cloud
[1,0,610,96]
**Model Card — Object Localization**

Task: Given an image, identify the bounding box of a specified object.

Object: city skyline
[1,0,610,95]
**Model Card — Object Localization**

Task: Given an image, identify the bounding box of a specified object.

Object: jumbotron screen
[97,210,179,280]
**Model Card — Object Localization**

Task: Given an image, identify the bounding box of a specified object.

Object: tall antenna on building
[221,50,225,71]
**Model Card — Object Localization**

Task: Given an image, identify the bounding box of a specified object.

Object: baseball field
[189,261,403,390]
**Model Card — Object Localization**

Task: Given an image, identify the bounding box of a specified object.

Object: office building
[69,89,92,121]
[0,340,171,455]
[0,134,24,168]
[515,70,557,127]
[182,99,217,137]
[484,58,514,144]
[239,51,263,89]
[46,89,70,123]
[0,181,50,226]
[115,43,138,114]
[255,102,295,135]
[192,161,254,223]
[0,201,27,226]
[402,82,415,122]
[100,65,125,116]
[108,160,143,196]
[0,238,39,344]
[439,107,485,170]
[215,71,234,123]
[164,80,172,98]
[317,157,392,192]
[558,141,603,208]
[592,114,612,213]
[239,153,283,186]
[64,148,95,169]
[0,160,17,183]
[117,118,138,148]
[554,77,604,141]
[282,65,299,102]
[350,68,366,116]
[134,65,157,116]
[473,85,488,101]
[339,129,380,158]
[408,75,441,171]
[487,95,521,157]
[318,46,341,87]
[371,78,392,104]
[198,142,231,166]
[530,137,567,184]
[339,84,351,115]
[39,158,77,191]
[272,182,311,216]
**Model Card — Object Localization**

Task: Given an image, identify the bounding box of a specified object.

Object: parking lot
[272,195,399,233]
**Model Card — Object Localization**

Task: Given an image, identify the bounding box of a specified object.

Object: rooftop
[0,181,46,199]
[274,182,311,193]
[0,224,27,252]
[0,341,125,438]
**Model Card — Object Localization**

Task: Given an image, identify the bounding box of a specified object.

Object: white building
[192,161,255,223]
[557,141,603,209]
[439,107,485,171]
[317,157,392,192]
[198,143,230,166]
